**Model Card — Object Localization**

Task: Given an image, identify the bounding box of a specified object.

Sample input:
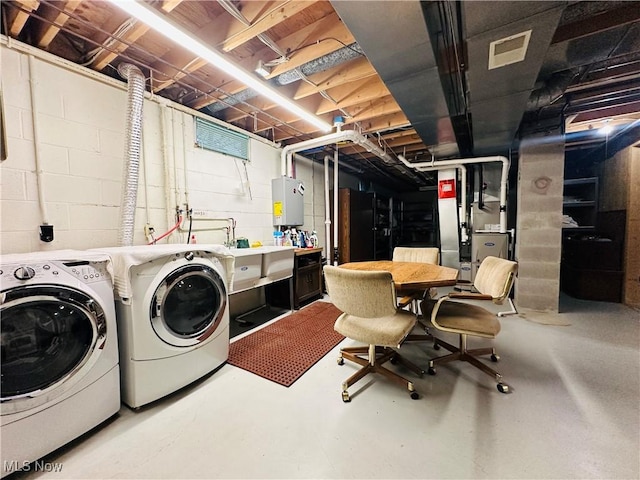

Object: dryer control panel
[0,260,109,287]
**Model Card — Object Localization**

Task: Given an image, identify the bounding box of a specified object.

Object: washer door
[1,285,106,414]
[150,264,227,347]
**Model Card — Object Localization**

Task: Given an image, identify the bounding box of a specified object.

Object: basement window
[195,117,249,160]
[488,30,532,70]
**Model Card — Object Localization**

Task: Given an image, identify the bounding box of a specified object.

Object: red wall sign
[438,178,456,199]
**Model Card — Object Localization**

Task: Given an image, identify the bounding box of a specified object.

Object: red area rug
[228,301,345,387]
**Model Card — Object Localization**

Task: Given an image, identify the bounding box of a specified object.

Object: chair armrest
[397,296,415,308]
[448,292,493,301]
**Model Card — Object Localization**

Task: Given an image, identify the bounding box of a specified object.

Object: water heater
[272,177,304,226]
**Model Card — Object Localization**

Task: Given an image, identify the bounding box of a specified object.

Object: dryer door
[0,285,107,414]
[150,264,227,347]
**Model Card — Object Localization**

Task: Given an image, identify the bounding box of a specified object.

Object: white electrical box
[272,177,304,226]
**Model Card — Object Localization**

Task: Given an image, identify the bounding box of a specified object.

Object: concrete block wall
[0,45,338,255]
[516,131,565,312]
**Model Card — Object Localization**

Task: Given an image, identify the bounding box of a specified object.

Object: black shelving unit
[373,193,393,260]
[563,177,598,231]
[398,189,439,247]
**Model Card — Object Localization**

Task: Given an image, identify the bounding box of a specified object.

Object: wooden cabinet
[563,177,598,231]
[336,188,374,263]
[294,248,323,308]
[267,248,323,309]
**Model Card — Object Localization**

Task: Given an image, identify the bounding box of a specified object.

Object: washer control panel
[0,260,109,287]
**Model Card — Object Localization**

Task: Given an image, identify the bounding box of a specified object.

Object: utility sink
[229,246,294,292]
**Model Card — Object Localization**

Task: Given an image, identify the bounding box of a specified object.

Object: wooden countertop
[294,247,323,256]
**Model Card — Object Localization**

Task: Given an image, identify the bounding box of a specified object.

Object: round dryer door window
[150,264,227,347]
[1,285,106,413]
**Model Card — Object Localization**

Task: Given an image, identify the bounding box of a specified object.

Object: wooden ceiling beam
[222,1,316,52]
[92,0,182,71]
[187,9,348,110]
[10,1,40,37]
[293,57,376,100]
[152,1,321,95]
[33,0,81,49]
[266,12,354,77]
[315,77,390,115]
[343,95,402,124]
[359,111,412,135]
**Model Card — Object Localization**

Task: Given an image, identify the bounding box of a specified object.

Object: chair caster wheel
[390,354,398,364]
[342,392,351,402]
[410,391,419,400]
[497,383,510,394]
[433,343,440,350]
[337,357,344,365]
[427,367,436,375]
[490,353,500,362]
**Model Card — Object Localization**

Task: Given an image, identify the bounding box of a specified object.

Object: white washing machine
[94,245,233,409]
[0,250,120,477]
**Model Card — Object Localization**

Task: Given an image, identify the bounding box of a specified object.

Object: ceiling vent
[488,30,532,70]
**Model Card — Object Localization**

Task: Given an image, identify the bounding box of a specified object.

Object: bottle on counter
[309,230,319,248]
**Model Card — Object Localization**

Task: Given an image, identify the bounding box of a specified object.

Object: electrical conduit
[27,55,50,232]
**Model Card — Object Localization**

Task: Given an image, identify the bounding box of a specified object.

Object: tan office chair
[323,265,422,402]
[421,256,518,393]
[392,247,440,264]
[392,246,440,307]
[392,247,440,339]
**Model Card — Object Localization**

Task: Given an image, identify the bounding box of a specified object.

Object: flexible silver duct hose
[117,63,145,246]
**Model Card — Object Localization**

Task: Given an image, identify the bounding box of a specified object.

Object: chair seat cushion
[334,310,416,347]
[422,299,500,338]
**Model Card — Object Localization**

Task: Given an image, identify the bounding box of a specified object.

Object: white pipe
[400,155,509,233]
[27,55,49,226]
[160,105,175,236]
[141,129,151,225]
[333,148,339,265]
[182,111,190,210]
[324,155,331,261]
[414,164,468,243]
[281,129,394,177]
[171,108,181,211]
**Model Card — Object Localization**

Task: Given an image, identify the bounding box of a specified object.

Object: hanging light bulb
[599,120,613,136]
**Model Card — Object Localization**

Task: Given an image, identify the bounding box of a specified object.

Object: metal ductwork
[275,43,364,85]
[205,44,364,114]
[526,69,579,111]
[462,1,566,154]
[331,0,459,158]
[117,63,145,246]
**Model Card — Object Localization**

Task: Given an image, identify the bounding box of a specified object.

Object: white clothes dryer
[95,245,233,409]
[0,250,120,478]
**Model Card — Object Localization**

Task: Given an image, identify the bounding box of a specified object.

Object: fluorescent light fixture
[255,60,271,78]
[109,0,332,132]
